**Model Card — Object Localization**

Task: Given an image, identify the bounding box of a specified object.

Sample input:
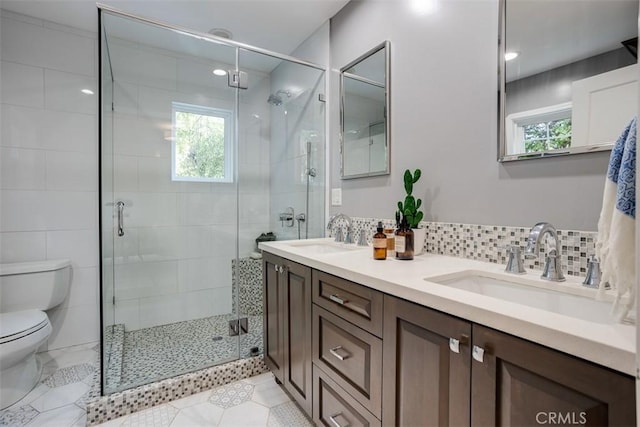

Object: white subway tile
[0,231,46,263]
[45,151,97,191]
[138,156,180,192]
[1,105,44,149]
[46,304,100,349]
[114,299,139,331]
[61,266,98,309]
[138,86,175,119]
[210,286,233,315]
[0,190,48,231]
[124,193,177,228]
[0,147,46,189]
[0,16,95,76]
[113,155,138,192]
[43,109,96,153]
[44,69,96,114]
[137,226,181,260]
[113,81,139,114]
[138,294,182,329]
[46,229,98,268]
[178,257,232,292]
[45,191,97,231]
[1,60,44,107]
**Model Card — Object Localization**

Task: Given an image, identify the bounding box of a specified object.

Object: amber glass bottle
[373,222,387,260]
[395,217,414,260]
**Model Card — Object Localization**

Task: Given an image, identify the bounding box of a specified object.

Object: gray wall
[329,0,613,231]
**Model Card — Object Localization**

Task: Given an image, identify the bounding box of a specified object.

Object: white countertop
[259,238,636,376]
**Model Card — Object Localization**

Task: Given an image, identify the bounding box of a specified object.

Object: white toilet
[0,259,71,410]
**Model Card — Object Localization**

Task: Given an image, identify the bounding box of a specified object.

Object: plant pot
[412,227,426,255]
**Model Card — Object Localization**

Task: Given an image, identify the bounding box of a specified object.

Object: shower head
[267,90,291,106]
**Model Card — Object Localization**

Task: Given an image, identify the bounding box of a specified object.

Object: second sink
[425,270,614,324]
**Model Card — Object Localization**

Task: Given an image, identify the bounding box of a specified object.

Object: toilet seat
[0,310,49,344]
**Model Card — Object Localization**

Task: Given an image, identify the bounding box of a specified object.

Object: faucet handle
[343,227,354,244]
[541,250,565,282]
[505,245,526,275]
[334,227,344,243]
[582,255,603,289]
[357,229,368,246]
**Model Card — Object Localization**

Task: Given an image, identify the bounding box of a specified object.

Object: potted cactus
[397,168,426,254]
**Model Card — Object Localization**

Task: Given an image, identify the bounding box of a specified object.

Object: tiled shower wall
[0,10,100,349]
[103,31,272,331]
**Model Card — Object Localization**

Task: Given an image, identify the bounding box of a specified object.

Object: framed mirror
[340,41,390,178]
[498,0,638,162]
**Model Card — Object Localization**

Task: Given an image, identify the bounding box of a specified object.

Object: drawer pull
[329,413,350,427]
[329,345,351,361]
[329,294,347,305]
[449,338,460,353]
[472,345,485,363]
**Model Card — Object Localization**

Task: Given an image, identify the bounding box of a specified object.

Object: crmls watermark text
[536,412,587,425]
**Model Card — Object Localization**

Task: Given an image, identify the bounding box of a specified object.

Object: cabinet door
[283,259,313,415]
[262,253,285,382]
[382,295,472,426]
[471,325,636,426]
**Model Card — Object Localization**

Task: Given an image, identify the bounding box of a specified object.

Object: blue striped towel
[596,116,636,322]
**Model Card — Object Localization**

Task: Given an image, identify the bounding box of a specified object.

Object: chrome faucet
[326,213,353,244]
[525,222,565,282]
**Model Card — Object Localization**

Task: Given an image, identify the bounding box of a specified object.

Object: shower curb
[85,355,268,425]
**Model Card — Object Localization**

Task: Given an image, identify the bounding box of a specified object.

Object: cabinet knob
[472,345,485,363]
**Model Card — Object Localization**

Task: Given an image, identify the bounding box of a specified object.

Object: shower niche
[100,7,326,394]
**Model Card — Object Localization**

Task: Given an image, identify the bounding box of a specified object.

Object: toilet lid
[0,310,49,344]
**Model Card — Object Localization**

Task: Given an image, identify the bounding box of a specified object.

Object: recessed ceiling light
[213,69,227,76]
[505,51,519,61]
[81,89,94,95]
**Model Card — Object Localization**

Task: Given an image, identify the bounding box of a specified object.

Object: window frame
[505,102,572,155]
[171,101,234,183]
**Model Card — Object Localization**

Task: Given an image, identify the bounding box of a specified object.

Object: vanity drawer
[312,270,383,337]
[313,365,381,427]
[313,305,382,418]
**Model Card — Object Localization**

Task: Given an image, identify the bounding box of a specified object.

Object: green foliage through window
[172,103,233,182]
[523,118,571,153]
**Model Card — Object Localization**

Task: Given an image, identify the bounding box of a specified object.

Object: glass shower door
[100,10,242,394]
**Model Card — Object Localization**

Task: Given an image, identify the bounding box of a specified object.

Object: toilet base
[0,353,42,410]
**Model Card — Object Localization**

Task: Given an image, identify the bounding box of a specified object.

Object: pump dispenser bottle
[395,217,414,260]
[373,221,387,260]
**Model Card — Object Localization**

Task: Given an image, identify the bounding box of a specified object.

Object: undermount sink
[285,239,366,255]
[425,270,614,324]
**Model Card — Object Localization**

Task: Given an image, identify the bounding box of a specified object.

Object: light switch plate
[331,188,342,206]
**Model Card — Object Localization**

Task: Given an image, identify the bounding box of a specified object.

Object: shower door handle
[117,201,125,237]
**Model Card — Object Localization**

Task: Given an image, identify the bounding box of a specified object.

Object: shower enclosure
[99,7,326,394]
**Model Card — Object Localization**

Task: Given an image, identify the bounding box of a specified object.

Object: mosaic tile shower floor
[106,314,263,393]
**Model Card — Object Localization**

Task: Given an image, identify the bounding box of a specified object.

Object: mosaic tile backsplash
[334,217,597,277]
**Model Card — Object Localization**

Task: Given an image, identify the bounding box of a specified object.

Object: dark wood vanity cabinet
[471,325,636,427]
[382,294,472,426]
[264,253,636,426]
[382,294,636,427]
[262,253,313,415]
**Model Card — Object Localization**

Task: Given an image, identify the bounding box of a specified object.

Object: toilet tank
[0,260,72,312]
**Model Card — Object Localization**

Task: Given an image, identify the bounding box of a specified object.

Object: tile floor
[95,373,312,427]
[0,343,311,427]
[0,342,101,427]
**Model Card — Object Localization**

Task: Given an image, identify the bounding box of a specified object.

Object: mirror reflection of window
[500,0,638,160]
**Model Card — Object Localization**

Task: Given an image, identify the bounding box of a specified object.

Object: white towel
[596,116,637,322]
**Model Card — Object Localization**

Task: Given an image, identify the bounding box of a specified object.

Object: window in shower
[171,102,234,182]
